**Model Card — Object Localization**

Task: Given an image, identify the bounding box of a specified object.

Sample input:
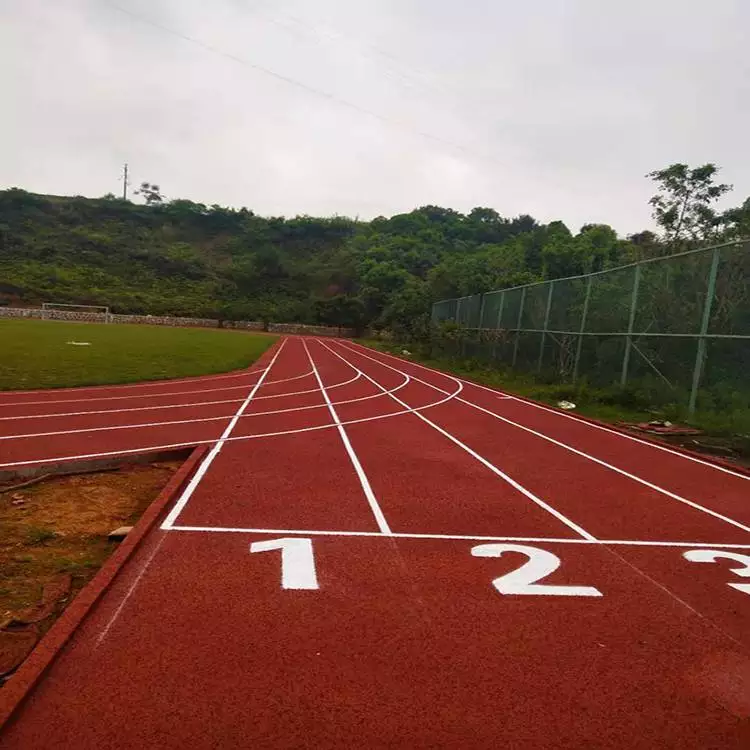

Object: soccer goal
[41,303,111,322]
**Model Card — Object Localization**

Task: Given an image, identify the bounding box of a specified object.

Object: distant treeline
[0,164,746,336]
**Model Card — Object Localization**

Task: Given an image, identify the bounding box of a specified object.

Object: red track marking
[2,336,750,749]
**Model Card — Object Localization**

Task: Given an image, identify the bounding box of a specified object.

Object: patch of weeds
[25,526,59,546]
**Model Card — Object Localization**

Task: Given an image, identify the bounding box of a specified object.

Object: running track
[1,337,749,748]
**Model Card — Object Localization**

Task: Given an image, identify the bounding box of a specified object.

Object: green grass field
[0,319,276,390]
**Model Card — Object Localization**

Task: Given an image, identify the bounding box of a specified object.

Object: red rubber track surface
[1,337,749,749]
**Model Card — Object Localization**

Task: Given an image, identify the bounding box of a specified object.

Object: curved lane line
[0,368,315,409]
[0,371,409,441]
[0,371,458,468]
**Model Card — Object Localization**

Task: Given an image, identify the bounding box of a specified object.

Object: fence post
[620,263,642,386]
[573,276,592,383]
[492,291,506,360]
[537,281,554,372]
[478,293,486,329]
[688,247,721,416]
[455,297,462,325]
[512,287,527,368]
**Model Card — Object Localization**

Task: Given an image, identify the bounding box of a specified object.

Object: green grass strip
[0,319,277,390]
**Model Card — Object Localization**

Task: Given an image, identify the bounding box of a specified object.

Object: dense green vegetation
[2,164,747,339]
[0,319,274,389]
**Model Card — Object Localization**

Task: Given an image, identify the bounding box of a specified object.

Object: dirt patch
[0,462,179,682]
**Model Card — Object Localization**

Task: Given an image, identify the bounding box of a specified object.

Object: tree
[135,181,164,205]
[647,164,732,247]
[721,197,750,240]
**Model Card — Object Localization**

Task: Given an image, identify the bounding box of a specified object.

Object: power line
[105,2,502,168]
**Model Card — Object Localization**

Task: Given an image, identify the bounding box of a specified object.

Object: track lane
[341,342,750,537]
[3,530,749,749]
[311,340,586,540]
[3,336,750,750]
[170,338,385,532]
[336,342,750,543]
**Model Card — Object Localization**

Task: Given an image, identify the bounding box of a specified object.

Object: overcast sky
[2,0,749,234]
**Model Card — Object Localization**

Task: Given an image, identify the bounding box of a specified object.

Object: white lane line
[160,339,287,529]
[0,372,360,422]
[0,376,461,469]
[0,367,313,408]
[348,342,750,483]
[303,339,391,534]
[166,525,750,549]
[326,341,597,541]
[95,533,167,647]
[0,375,394,441]
[340,342,750,536]
[503,395,750,481]
[0,371,409,441]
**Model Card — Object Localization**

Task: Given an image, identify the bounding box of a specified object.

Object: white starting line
[164,525,750,550]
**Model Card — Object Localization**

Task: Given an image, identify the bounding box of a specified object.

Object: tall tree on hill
[135,181,164,205]
[647,163,732,248]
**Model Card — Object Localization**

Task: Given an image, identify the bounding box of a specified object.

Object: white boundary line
[166,525,750,549]
[95,533,167,646]
[303,339,392,534]
[0,371,360,422]
[349,342,750,483]
[160,339,287,529]
[325,340,596,541]
[0,368,314,408]
[341,342,750,535]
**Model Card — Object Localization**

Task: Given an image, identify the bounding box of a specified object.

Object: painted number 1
[472,543,603,597]
[683,549,750,596]
[250,537,319,590]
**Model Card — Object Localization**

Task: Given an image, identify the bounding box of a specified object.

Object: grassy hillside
[0,188,654,337]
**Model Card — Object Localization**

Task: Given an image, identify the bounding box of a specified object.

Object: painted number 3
[471,543,603,597]
[684,549,750,596]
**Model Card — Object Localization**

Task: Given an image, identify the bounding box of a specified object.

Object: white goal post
[41,302,111,322]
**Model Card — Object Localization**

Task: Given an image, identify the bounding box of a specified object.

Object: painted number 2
[683,549,750,596]
[250,537,319,590]
[471,543,603,597]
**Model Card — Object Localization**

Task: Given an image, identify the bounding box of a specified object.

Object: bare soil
[0,462,179,682]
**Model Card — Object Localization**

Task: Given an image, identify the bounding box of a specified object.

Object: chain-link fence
[431,240,749,417]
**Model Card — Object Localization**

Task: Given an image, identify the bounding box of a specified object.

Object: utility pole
[122,163,129,200]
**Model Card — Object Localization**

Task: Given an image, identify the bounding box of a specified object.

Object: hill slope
[0,188,656,334]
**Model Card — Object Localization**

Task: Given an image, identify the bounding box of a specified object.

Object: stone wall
[0,307,352,337]
[268,323,356,337]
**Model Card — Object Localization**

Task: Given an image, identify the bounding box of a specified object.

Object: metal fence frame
[431,239,749,415]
